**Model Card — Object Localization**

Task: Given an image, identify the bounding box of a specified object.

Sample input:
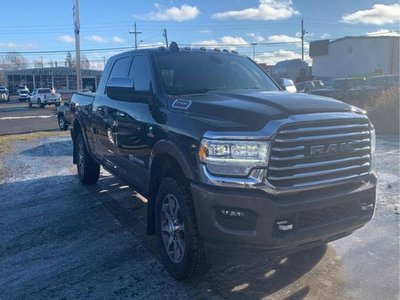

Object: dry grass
[0,131,69,176]
[347,87,400,134]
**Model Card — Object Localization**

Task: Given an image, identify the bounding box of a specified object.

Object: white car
[29,88,61,108]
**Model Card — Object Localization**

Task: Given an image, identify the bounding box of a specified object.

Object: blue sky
[1,0,399,68]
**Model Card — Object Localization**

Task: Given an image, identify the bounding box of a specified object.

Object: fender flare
[146,139,197,235]
[148,139,196,182]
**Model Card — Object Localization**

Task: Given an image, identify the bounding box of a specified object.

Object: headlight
[199,139,270,176]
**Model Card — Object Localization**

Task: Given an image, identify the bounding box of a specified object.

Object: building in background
[4,67,102,92]
[310,36,399,78]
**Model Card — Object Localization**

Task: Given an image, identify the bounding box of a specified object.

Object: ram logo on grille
[310,142,354,156]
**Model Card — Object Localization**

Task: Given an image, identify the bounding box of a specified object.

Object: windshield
[154,52,278,95]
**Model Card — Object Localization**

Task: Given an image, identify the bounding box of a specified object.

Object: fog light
[276,220,294,231]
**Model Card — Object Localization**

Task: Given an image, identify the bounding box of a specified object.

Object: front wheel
[76,132,100,184]
[155,177,208,280]
[28,101,32,108]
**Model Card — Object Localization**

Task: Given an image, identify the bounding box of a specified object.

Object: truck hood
[168,90,351,131]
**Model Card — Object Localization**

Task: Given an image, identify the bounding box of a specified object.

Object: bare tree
[71,54,90,69]
[34,58,44,68]
[1,51,28,70]
[65,51,72,67]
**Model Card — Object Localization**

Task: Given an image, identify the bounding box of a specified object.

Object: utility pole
[129,22,142,50]
[73,0,82,90]
[163,28,168,47]
[301,19,308,61]
[251,43,257,61]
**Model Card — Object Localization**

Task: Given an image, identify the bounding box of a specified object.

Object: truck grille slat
[268,118,372,191]
[275,131,370,143]
[279,123,369,135]
[269,154,370,171]
[268,162,370,181]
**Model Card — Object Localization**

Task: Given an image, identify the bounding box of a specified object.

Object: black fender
[149,139,196,182]
[146,139,197,234]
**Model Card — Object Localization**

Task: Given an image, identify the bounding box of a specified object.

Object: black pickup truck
[70,43,377,280]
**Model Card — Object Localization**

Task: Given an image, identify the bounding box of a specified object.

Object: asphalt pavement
[0,135,398,299]
[0,97,59,135]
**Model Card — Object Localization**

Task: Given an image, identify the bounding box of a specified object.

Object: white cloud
[341,4,400,25]
[199,29,213,34]
[86,35,107,43]
[191,36,248,50]
[0,42,37,49]
[246,33,266,42]
[57,35,75,43]
[256,49,310,65]
[191,39,219,46]
[320,33,330,39]
[220,36,248,45]
[139,42,165,48]
[212,0,300,21]
[267,34,301,43]
[366,29,400,37]
[149,4,200,22]
[112,36,125,43]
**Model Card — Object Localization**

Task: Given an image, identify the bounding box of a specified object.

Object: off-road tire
[155,177,208,280]
[38,99,45,108]
[76,132,100,185]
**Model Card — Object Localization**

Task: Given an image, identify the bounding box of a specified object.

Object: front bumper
[191,173,376,264]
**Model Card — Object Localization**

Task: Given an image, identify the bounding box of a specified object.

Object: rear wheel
[28,101,32,108]
[155,177,208,280]
[58,114,68,131]
[76,132,100,184]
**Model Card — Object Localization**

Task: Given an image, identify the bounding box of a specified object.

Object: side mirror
[106,77,152,102]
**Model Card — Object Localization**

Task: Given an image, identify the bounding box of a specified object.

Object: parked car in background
[275,78,297,92]
[0,86,9,102]
[309,77,365,99]
[29,88,61,108]
[295,80,324,93]
[57,100,72,130]
[18,89,30,101]
[345,74,399,101]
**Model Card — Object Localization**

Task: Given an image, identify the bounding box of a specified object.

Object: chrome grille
[268,118,371,191]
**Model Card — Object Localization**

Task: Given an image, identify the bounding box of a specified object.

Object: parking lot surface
[0,98,59,135]
[0,135,398,299]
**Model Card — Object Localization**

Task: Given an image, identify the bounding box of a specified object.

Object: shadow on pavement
[21,140,73,157]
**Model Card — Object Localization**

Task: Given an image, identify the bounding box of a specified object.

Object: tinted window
[39,89,51,93]
[129,56,151,91]
[109,56,130,79]
[154,52,278,95]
